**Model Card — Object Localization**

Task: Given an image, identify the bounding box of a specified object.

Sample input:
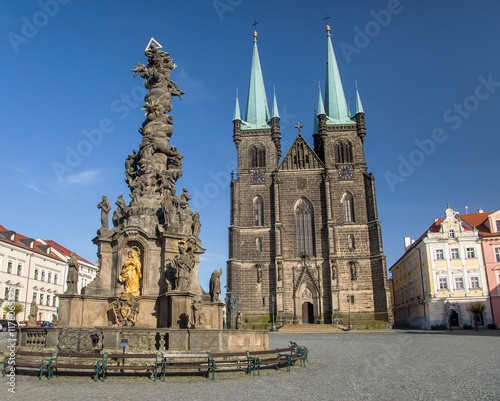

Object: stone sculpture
[97,195,111,232]
[209,268,222,302]
[172,241,194,291]
[65,252,79,294]
[28,300,38,326]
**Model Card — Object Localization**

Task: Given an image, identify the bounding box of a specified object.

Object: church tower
[227,25,390,328]
[227,28,281,327]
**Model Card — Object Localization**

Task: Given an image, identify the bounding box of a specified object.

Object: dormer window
[496,220,500,232]
[448,229,456,239]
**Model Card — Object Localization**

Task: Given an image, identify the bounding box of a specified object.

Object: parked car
[0,319,19,331]
[18,320,28,328]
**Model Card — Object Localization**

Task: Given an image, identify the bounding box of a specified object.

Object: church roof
[241,30,271,130]
[324,25,355,125]
[279,132,324,171]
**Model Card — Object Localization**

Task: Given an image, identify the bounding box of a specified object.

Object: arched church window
[295,198,314,257]
[343,193,355,223]
[253,196,264,226]
[335,141,353,163]
[249,144,266,168]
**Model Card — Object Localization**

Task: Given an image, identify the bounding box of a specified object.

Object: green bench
[162,353,214,380]
[2,350,55,380]
[96,352,163,381]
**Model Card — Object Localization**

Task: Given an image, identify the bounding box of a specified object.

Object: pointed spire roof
[317,82,326,116]
[243,29,271,129]
[355,81,364,114]
[324,24,353,124]
[313,108,319,134]
[233,88,242,121]
[272,86,280,118]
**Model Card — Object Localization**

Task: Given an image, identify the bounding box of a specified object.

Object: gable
[279,134,324,171]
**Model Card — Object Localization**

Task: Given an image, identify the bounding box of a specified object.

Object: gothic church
[227,25,390,328]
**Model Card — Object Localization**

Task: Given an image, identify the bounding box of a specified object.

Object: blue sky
[1,0,499,292]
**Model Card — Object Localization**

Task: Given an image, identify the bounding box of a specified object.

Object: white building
[0,224,98,324]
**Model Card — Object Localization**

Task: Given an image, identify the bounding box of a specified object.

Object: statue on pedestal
[118,246,142,296]
[28,300,38,326]
[209,268,222,302]
[172,241,194,291]
[65,252,79,294]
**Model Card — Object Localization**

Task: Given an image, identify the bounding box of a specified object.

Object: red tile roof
[0,224,93,264]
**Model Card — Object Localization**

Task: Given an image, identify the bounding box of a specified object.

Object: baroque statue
[118,246,142,296]
[65,252,79,294]
[172,241,194,291]
[209,268,222,302]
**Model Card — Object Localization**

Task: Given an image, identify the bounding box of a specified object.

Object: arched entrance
[449,310,459,327]
[302,302,314,324]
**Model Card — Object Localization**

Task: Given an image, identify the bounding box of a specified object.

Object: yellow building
[389,207,492,329]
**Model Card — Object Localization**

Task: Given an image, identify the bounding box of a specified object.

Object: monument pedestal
[167,292,195,328]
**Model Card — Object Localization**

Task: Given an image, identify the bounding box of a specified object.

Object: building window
[253,196,264,226]
[249,144,266,168]
[295,198,314,257]
[34,269,39,280]
[47,272,52,283]
[17,264,22,276]
[39,294,44,304]
[496,220,500,231]
[495,248,500,263]
[335,141,353,163]
[343,193,355,223]
[53,296,57,307]
[41,270,45,282]
[347,234,355,250]
[439,277,448,289]
[466,247,475,258]
[455,276,464,289]
[448,229,456,239]
[7,261,13,274]
[435,249,444,260]
[450,249,460,259]
[470,276,480,288]
[3,287,8,299]
[15,289,20,301]
[33,292,37,302]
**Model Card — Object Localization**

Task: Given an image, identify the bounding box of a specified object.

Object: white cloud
[64,169,104,185]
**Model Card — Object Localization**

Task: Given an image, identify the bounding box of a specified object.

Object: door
[302,302,314,324]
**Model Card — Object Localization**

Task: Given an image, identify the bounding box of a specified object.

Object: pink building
[462,210,500,325]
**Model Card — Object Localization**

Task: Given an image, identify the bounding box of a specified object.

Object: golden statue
[118,246,142,296]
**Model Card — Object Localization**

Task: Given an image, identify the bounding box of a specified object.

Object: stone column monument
[58,38,221,330]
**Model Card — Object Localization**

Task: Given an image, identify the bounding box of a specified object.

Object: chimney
[404,237,414,250]
[478,208,484,213]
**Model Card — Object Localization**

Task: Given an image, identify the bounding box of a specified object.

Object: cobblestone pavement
[2,329,499,401]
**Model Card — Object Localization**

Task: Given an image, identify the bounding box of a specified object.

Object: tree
[466,302,486,331]
[3,302,24,320]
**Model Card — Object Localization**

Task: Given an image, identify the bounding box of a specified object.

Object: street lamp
[270,295,277,332]
[347,294,353,331]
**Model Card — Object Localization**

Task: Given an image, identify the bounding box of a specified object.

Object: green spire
[313,107,319,134]
[324,24,352,124]
[272,86,280,118]
[233,88,242,121]
[355,81,364,114]
[317,82,326,116]
[244,30,270,129]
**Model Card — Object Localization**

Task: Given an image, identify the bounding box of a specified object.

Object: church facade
[226,26,391,328]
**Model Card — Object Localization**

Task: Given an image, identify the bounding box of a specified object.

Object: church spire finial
[252,20,259,43]
[323,15,331,36]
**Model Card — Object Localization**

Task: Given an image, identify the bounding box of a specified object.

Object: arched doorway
[449,309,459,327]
[302,302,314,324]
